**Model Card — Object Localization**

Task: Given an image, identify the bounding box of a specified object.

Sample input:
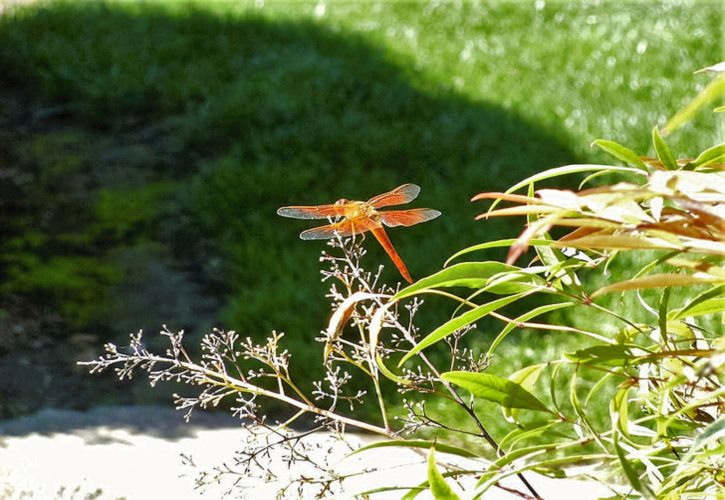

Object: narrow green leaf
[351,439,479,459]
[487,164,646,212]
[442,371,552,413]
[591,273,722,298]
[476,453,613,493]
[399,291,534,365]
[479,442,561,487]
[483,205,561,217]
[486,302,575,358]
[507,164,646,189]
[427,447,461,500]
[584,370,618,407]
[676,296,725,318]
[444,239,553,266]
[652,126,678,170]
[394,262,521,300]
[355,486,425,497]
[658,287,671,344]
[578,169,616,188]
[549,362,563,415]
[663,386,725,432]
[684,417,725,462]
[399,470,472,500]
[610,387,631,437]
[591,139,647,170]
[694,62,725,73]
[691,143,725,168]
[614,431,654,499]
[503,364,546,423]
[569,369,608,452]
[664,75,725,134]
[509,364,545,390]
[401,487,425,500]
[673,284,725,319]
[566,344,645,364]
[375,353,412,386]
[554,235,682,252]
[499,420,567,453]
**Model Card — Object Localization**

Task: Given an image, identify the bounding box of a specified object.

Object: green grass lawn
[0,0,721,430]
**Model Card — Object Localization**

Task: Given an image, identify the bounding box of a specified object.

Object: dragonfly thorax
[337,200,378,221]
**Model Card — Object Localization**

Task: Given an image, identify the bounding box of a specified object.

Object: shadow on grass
[0,2,578,416]
[0,406,239,441]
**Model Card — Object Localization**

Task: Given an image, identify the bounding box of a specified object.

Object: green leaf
[476,453,613,493]
[658,287,670,344]
[444,238,553,266]
[568,369,608,451]
[673,284,725,319]
[691,143,725,168]
[676,296,725,318]
[442,371,552,413]
[613,431,654,499]
[591,139,647,170]
[354,486,425,497]
[652,126,678,170]
[394,262,523,300]
[509,364,545,391]
[427,447,461,500]
[554,234,682,252]
[401,487,425,500]
[548,362,564,415]
[694,62,725,73]
[351,439,479,459]
[487,164,646,212]
[610,387,631,437]
[399,290,534,365]
[499,420,567,453]
[591,273,723,298]
[375,353,412,386]
[479,442,561,487]
[578,169,617,188]
[662,386,725,437]
[584,370,618,407]
[683,417,725,463]
[566,344,645,364]
[664,75,725,134]
[503,364,546,423]
[486,302,575,358]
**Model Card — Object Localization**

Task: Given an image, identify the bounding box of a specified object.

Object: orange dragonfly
[277,184,440,283]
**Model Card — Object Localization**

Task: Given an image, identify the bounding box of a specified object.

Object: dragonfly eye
[335,198,349,205]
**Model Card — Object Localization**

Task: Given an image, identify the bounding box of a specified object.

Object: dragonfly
[277,184,441,283]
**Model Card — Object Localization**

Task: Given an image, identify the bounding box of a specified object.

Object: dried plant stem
[372,374,390,430]
[94,353,393,437]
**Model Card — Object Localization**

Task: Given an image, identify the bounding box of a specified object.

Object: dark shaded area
[0,3,577,418]
[0,405,240,441]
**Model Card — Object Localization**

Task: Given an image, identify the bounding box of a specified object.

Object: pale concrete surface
[0,407,615,499]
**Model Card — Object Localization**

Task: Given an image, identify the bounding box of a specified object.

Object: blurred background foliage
[0,0,720,418]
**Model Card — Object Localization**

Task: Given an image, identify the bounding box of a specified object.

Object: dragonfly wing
[299,218,380,240]
[380,208,441,227]
[367,184,421,208]
[300,221,352,240]
[277,204,342,220]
